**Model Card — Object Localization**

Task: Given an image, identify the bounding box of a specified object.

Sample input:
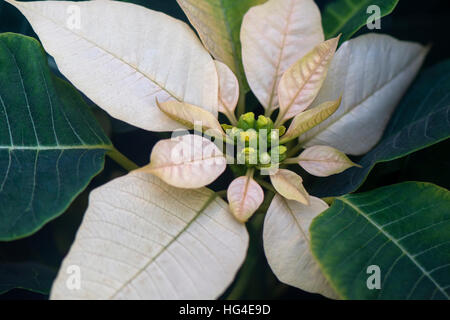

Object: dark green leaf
[322,0,399,43]
[0,33,112,240]
[0,262,55,295]
[0,189,90,296]
[310,182,450,299]
[308,59,450,197]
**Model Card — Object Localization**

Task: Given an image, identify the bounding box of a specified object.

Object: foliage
[0,0,448,300]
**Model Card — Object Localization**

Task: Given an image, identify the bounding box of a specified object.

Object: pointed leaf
[0,33,111,241]
[263,194,338,298]
[323,0,399,43]
[215,61,239,117]
[299,34,429,155]
[177,0,266,92]
[139,134,226,189]
[280,98,341,143]
[310,182,450,299]
[308,59,450,197]
[227,175,264,223]
[277,37,339,123]
[157,100,223,135]
[6,0,218,132]
[269,169,309,205]
[298,145,359,177]
[50,172,249,299]
[241,0,324,111]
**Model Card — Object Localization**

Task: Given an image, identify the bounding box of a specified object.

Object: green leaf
[310,182,450,299]
[0,33,112,240]
[0,262,55,295]
[0,194,86,296]
[322,0,399,43]
[176,0,266,92]
[308,59,450,197]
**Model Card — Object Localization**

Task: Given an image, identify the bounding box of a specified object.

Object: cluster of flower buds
[222,112,287,167]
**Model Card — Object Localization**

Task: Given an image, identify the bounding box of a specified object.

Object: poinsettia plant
[1,0,449,300]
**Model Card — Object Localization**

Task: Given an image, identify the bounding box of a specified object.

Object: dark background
[0,0,449,300]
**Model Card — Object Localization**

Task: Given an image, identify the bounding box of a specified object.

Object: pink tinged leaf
[269,169,309,205]
[299,34,430,155]
[227,176,264,223]
[215,61,239,116]
[298,145,360,177]
[138,134,226,188]
[157,100,223,137]
[263,194,338,298]
[277,36,340,124]
[280,97,341,144]
[241,0,324,111]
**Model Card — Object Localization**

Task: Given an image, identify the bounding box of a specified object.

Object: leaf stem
[224,108,238,126]
[236,88,246,117]
[254,177,276,193]
[255,190,275,214]
[107,148,139,172]
[264,105,274,118]
[246,167,255,178]
[322,197,335,205]
[286,142,304,158]
[274,104,289,127]
[226,213,265,300]
[283,157,299,164]
[216,190,228,199]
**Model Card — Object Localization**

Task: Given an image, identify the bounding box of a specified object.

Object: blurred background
[0,0,449,300]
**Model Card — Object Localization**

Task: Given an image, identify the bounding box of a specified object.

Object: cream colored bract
[6,0,218,132]
[51,172,248,299]
[7,0,428,300]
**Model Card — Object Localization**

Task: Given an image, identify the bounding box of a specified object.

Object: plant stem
[283,157,299,164]
[255,177,276,193]
[273,105,289,127]
[216,190,228,199]
[264,105,274,118]
[107,148,139,172]
[322,197,335,205]
[286,142,304,158]
[255,190,275,214]
[226,213,265,300]
[246,167,255,179]
[224,108,238,126]
[236,88,246,117]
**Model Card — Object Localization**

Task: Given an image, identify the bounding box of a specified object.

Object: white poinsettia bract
[6,0,428,300]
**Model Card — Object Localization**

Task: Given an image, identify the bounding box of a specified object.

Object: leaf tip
[353,162,363,169]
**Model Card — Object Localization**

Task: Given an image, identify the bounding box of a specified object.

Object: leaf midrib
[340,196,449,299]
[150,154,225,171]
[109,192,218,299]
[324,0,370,38]
[0,145,112,151]
[266,0,295,111]
[13,1,182,102]
[0,33,110,150]
[282,196,309,242]
[300,47,427,146]
[282,47,333,119]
